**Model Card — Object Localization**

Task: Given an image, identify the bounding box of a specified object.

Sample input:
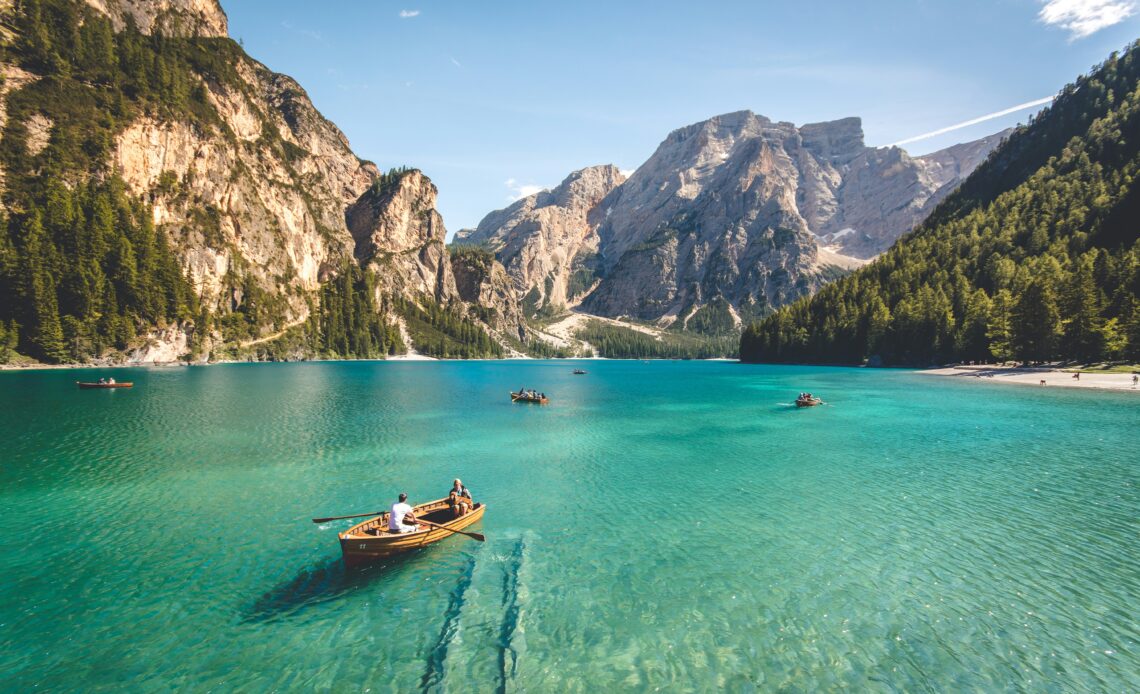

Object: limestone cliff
[453,164,624,314]
[347,170,457,303]
[83,0,228,37]
[813,128,1012,258]
[450,248,528,342]
[112,62,378,324]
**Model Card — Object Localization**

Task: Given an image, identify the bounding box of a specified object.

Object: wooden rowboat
[338,498,486,567]
[77,381,134,389]
[795,396,822,407]
[511,391,549,404]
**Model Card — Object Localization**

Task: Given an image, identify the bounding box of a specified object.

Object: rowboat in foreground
[77,381,134,389]
[795,396,822,407]
[338,498,486,566]
[511,391,549,404]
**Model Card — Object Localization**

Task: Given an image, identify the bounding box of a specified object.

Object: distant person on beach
[1133,374,1138,386]
[448,478,472,517]
[388,493,419,533]
[1073,372,1080,381]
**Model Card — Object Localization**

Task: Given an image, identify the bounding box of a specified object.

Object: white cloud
[619,168,636,178]
[450,56,463,68]
[399,9,421,19]
[505,178,547,201]
[1038,0,1136,39]
[890,96,1055,147]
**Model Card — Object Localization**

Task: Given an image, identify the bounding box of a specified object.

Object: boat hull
[510,392,548,404]
[795,398,821,407]
[338,499,486,567]
[77,382,134,389]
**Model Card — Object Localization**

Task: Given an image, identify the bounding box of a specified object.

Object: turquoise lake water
[1,361,1137,691]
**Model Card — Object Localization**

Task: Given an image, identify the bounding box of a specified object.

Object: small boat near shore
[77,381,134,389]
[573,369,587,375]
[511,391,549,404]
[338,498,487,566]
[795,395,822,407]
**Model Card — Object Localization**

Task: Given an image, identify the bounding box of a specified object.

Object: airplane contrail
[890,96,1055,147]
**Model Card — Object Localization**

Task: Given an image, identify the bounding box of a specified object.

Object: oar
[312,513,486,542]
[418,519,486,542]
[312,511,384,524]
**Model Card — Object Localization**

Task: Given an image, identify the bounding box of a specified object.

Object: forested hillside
[0,1,211,361]
[0,0,513,364]
[741,42,1140,366]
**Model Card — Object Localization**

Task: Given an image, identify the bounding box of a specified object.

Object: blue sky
[224,0,1140,233]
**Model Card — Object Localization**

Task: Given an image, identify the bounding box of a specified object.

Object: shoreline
[0,355,743,372]
[917,364,1139,392]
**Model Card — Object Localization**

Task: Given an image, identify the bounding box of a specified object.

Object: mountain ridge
[459,111,1005,332]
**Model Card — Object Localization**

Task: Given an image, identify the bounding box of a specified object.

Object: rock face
[347,170,458,303]
[812,128,1012,258]
[453,165,625,314]
[450,249,528,341]
[112,59,376,323]
[83,0,228,37]
[467,111,1004,328]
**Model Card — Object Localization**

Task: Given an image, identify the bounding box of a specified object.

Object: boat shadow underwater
[241,545,450,624]
[242,533,533,692]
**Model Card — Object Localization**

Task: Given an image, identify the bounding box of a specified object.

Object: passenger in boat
[388,493,420,533]
[108,377,116,385]
[98,377,106,384]
[448,478,472,517]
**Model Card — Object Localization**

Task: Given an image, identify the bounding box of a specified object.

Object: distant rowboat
[572,369,587,375]
[338,498,487,567]
[77,381,133,389]
[511,391,549,404]
[795,396,822,407]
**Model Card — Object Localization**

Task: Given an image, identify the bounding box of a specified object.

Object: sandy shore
[919,365,1139,392]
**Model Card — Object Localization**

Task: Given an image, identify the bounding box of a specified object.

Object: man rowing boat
[388,492,421,533]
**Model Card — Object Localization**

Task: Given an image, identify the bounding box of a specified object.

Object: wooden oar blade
[311,510,383,524]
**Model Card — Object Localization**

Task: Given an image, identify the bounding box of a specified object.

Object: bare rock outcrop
[346,170,458,303]
[113,56,377,324]
[450,249,527,341]
[84,0,228,37]
[453,164,625,313]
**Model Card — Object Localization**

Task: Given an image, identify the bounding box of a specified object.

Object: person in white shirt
[388,493,420,533]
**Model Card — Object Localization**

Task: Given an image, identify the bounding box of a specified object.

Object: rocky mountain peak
[468,109,1007,331]
[800,117,865,166]
[545,164,625,209]
[84,0,228,37]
